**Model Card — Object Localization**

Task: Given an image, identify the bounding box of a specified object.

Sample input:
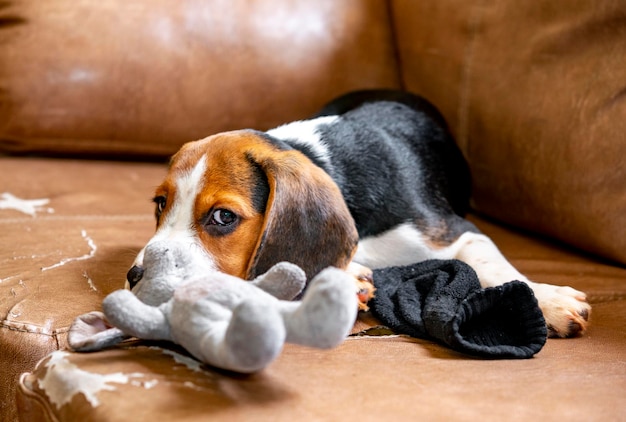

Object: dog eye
[210,209,237,226]
[153,196,167,219]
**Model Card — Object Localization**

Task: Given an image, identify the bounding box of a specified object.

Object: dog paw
[530,283,591,338]
[347,262,376,311]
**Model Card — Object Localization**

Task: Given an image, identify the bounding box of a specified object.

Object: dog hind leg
[354,217,591,338]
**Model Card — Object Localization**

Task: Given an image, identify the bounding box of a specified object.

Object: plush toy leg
[281,267,358,349]
[102,290,171,341]
[190,300,286,373]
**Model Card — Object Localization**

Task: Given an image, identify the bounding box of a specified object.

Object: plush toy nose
[127,265,145,289]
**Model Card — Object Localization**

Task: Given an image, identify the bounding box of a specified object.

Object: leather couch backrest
[0,0,399,157]
[392,0,626,264]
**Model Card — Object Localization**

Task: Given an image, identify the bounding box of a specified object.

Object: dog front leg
[452,231,591,338]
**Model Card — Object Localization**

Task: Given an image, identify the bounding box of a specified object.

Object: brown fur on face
[154,130,359,281]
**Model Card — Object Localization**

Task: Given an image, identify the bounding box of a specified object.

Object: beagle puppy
[128,90,590,338]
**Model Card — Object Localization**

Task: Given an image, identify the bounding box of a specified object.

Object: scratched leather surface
[15,308,626,422]
[0,158,163,421]
[2,157,625,421]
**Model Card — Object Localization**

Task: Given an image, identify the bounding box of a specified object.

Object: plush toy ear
[68,311,129,352]
[251,262,307,300]
[245,141,358,282]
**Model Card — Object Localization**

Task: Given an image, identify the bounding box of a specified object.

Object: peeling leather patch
[350,325,397,337]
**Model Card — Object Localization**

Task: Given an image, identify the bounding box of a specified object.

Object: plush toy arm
[250,262,306,300]
[102,289,172,341]
[68,311,129,352]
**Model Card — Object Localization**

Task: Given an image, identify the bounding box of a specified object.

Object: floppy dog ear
[245,141,358,282]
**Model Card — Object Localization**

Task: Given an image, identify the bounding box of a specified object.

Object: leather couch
[1,1,624,421]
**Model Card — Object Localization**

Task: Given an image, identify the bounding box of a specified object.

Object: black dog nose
[126,265,144,289]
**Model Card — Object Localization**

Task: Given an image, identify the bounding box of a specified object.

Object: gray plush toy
[68,241,358,373]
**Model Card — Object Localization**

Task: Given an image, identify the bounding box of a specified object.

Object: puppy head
[129,130,357,286]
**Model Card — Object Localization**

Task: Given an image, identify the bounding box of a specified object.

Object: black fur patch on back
[314,94,472,238]
[251,91,472,241]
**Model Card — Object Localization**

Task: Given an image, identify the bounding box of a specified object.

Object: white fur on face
[132,157,217,274]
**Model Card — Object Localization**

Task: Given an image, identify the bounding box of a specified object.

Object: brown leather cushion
[16,305,626,422]
[2,157,625,421]
[392,0,626,264]
[0,0,399,158]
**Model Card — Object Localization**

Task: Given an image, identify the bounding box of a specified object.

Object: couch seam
[17,372,61,422]
[589,293,626,304]
[457,0,486,157]
[1,320,69,337]
[384,0,406,90]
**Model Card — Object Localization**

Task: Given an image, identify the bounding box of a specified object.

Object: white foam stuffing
[152,347,204,373]
[38,351,155,409]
